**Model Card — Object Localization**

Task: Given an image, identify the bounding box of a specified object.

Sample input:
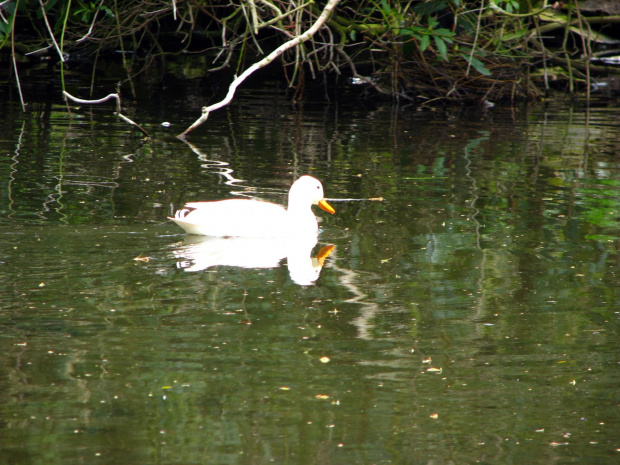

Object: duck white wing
[170,199,294,237]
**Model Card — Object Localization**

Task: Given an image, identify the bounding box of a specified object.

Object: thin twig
[77,0,105,43]
[38,0,65,62]
[62,91,150,137]
[25,44,54,56]
[0,0,10,24]
[560,3,574,93]
[466,0,484,77]
[574,0,591,104]
[210,2,311,72]
[11,0,25,111]
[59,0,72,95]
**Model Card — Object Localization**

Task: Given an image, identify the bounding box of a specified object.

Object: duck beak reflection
[317,199,335,214]
[316,244,335,267]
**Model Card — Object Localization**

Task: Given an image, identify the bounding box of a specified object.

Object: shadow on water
[1,77,619,464]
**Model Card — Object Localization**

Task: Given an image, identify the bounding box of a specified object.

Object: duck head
[288,175,335,214]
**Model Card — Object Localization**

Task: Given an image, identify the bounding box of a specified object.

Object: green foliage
[460,50,492,75]
[400,21,454,61]
[493,0,520,14]
[73,1,114,23]
[431,29,453,61]
[0,0,16,44]
[377,0,405,30]
[1,0,615,104]
[0,21,12,46]
[412,0,451,18]
[401,3,456,61]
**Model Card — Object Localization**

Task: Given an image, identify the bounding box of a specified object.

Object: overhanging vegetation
[2,0,619,110]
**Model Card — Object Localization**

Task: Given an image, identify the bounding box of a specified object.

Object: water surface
[1,81,619,464]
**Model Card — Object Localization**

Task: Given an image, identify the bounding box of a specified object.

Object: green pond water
[0,79,619,464]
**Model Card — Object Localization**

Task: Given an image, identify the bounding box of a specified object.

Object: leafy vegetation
[1,0,619,105]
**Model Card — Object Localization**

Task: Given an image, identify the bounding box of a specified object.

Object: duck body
[169,175,335,238]
[172,199,293,237]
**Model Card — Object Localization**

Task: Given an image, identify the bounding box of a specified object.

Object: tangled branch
[178,0,341,138]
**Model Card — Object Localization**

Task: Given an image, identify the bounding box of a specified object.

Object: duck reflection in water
[172,236,334,285]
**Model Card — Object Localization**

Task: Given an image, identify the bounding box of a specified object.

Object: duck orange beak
[318,199,335,214]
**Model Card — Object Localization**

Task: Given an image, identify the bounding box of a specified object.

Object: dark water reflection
[0,84,619,464]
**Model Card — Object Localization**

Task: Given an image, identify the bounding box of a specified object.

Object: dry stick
[10,0,25,111]
[0,0,11,24]
[62,91,150,137]
[76,0,105,43]
[38,0,65,62]
[178,0,341,138]
[465,0,485,77]
[59,0,72,99]
[560,5,574,93]
[574,1,591,104]
[534,16,549,91]
[210,2,311,73]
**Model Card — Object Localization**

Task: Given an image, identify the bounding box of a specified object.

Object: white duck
[169,175,335,237]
